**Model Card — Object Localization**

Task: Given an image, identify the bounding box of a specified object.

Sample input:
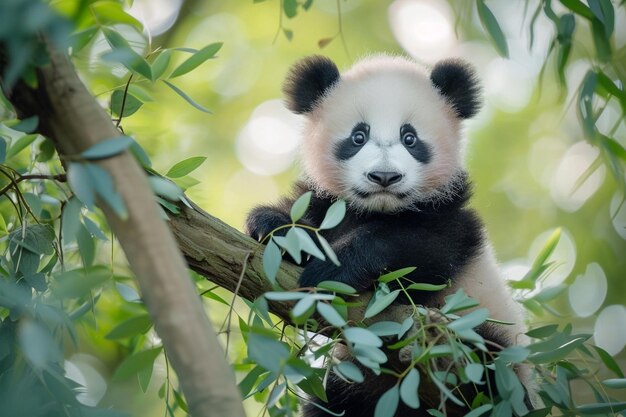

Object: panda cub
[246,55,529,416]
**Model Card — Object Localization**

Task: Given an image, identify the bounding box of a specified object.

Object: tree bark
[1,46,246,417]
[169,199,302,323]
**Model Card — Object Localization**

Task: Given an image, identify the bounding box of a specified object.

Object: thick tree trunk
[1,45,246,417]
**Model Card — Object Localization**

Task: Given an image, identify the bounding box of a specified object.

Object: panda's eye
[352,131,367,146]
[402,132,417,147]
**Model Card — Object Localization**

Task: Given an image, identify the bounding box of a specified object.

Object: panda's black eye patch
[335,123,370,160]
[400,124,432,164]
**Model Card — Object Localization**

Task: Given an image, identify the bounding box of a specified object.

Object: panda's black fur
[246,55,532,417]
[248,176,483,300]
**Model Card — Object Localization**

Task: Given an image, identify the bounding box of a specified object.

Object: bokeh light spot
[594,305,626,355]
[128,0,182,36]
[550,141,605,212]
[388,0,455,63]
[568,263,607,318]
[236,100,303,176]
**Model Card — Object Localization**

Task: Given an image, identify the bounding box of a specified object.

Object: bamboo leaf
[170,42,223,78]
[163,80,211,113]
[166,156,207,178]
[477,0,509,58]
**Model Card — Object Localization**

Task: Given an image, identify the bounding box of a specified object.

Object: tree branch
[169,200,302,323]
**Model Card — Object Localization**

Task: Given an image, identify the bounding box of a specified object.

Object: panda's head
[283,54,481,213]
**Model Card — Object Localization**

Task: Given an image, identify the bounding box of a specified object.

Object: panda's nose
[367,171,403,187]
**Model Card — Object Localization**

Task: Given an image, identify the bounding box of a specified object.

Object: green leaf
[317,302,346,327]
[283,28,293,41]
[298,376,327,402]
[316,280,356,294]
[400,368,420,409]
[531,284,567,303]
[593,345,625,378]
[498,346,530,363]
[85,163,127,218]
[465,404,493,417]
[116,282,141,303]
[52,268,110,299]
[591,17,612,61]
[170,42,223,78]
[440,289,479,314]
[8,224,56,255]
[70,26,99,53]
[82,216,108,241]
[91,1,143,29]
[320,200,346,229]
[290,191,312,223]
[102,28,152,79]
[163,80,211,113]
[166,156,207,178]
[247,333,290,374]
[294,228,325,261]
[264,291,307,301]
[37,138,55,162]
[476,0,509,58]
[110,90,143,118]
[465,363,484,384]
[77,222,95,266]
[148,176,183,201]
[447,308,489,332]
[334,362,364,383]
[262,239,281,284]
[291,296,316,321]
[602,378,626,389]
[588,0,614,37]
[317,234,340,266]
[0,136,6,163]
[18,319,62,369]
[405,282,447,291]
[378,267,416,283]
[528,336,588,363]
[138,365,152,393]
[343,327,383,347]
[6,134,37,160]
[283,0,298,18]
[6,116,39,133]
[81,136,134,159]
[526,324,559,339]
[364,290,400,319]
[576,401,626,414]
[559,0,594,19]
[106,315,152,339]
[130,140,152,168]
[151,50,171,80]
[374,385,399,417]
[273,227,302,264]
[113,347,162,380]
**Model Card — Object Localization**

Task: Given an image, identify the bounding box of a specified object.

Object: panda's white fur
[246,54,534,416]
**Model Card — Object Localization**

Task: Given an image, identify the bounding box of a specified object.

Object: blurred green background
[3,0,625,415]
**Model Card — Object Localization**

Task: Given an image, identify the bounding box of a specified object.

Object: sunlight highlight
[388,0,455,63]
[236,100,303,176]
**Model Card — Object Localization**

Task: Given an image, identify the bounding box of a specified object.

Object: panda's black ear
[430,59,481,119]
[283,55,340,114]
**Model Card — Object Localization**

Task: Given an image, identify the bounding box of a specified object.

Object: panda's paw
[245,206,291,241]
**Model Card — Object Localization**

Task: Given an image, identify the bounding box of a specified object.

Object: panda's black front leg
[299,230,387,291]
[245,206,292,242]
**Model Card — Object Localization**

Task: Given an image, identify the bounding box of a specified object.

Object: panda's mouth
[353,189,411,199]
